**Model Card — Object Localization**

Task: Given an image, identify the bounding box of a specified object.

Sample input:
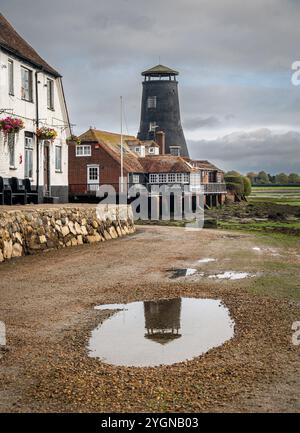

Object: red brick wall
[68,141,126,195]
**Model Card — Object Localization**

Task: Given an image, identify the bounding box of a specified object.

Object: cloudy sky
[1,0,300,173]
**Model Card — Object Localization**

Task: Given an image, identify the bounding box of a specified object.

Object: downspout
[35,70,42,198]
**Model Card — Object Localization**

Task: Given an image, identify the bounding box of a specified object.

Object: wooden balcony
[203,183,227,194]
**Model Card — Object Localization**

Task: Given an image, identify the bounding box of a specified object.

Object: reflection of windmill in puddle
[144,298,182,345]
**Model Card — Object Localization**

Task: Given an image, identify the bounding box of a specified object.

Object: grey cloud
[188,129,300,174]
[183,116,221,130]
[1,0,300,171]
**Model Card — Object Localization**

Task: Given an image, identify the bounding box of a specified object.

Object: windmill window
[147,96,157,109]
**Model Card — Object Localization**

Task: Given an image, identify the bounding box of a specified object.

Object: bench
[23,178,39,204]
[0,177,4,205]
[7,177,27,205]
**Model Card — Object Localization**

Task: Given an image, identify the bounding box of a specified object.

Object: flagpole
[120,96,124,194]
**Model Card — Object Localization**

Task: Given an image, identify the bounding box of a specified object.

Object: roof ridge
[0,13,60,77]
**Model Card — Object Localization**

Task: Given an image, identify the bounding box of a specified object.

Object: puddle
[168,268,197,279]
[88,298,235,367]
[252,246,281,257]
[198,258,216,264]
[209,271,252,280]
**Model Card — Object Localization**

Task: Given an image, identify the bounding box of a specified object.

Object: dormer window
[170,146,180,156]
[149,147,155,154]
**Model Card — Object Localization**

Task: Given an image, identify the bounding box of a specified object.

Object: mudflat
[0,226,299,412]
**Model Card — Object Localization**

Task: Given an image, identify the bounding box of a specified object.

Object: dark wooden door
[43,145,50,195]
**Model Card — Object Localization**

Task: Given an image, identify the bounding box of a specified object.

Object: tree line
[246,171,300,185]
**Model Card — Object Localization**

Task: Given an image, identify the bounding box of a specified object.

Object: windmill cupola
[141,64,179,81]
[138,64,189,157]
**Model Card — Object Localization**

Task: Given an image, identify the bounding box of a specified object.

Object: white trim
[87,164,99,184]
[76,144,91,157]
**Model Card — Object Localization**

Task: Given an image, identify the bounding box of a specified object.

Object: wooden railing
[203,183,227,193]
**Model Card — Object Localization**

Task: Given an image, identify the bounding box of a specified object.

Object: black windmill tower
[137,64,189,158]
[143,298,182,345]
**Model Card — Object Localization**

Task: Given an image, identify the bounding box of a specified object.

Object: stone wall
[0,205,135,262]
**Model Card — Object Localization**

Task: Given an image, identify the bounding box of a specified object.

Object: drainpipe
[35,70,42,199]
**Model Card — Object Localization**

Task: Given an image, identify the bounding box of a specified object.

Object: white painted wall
[0,48,70,195]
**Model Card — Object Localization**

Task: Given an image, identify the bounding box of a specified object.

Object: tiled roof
[139,155,194,173]
[0,13,60,77]
[142,64,179,76]
[79,129,145,173]
[186,159,223,172]
[141,140,159,148]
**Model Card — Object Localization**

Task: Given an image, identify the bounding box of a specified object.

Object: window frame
[87,164,100,184]
[167,173,176,183]
[158,173,167,183]
[147,96,157,109]
[8,59,14,96]
[76,145,92,157]
[8,133,15,168]
[47,78,55,110]
[21,66,33,102]
[24,133,34,178]
[55,145,62,172]
[170,146,181,156]
[132,174,140,184]
[149,173,158,184]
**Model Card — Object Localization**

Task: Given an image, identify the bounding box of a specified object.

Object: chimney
[156,131,165,155]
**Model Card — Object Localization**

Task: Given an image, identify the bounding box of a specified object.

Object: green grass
[219,220,300,234]
[252,186,300,191]
[248,273,300,300]
[250,186,300,206]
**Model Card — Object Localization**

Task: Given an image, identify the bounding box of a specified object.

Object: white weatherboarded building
[0,13,70,202]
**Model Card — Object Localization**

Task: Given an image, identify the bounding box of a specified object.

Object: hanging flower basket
[36,127,58,141]
[67,135,81,145]
[0,116,25,134]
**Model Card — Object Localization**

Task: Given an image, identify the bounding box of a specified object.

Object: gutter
[0,43,61,78]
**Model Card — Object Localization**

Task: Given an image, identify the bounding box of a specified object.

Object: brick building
[68,128,226,206]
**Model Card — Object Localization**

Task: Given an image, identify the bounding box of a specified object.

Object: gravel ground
[0,226,299,412]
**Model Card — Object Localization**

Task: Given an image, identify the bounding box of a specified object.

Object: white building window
[21,67,33,101]
[183,173,189,183]
[135,147,141,153]
[158,173,167,183]
[132,174,140,184]
[25,133,34,178]
[55,145,62,172]
[76,145,91,157]
[8,59,14,95]
[167,173,176,183]
[8,133,15,168]
[47,78,54,110]
[87,165,99,187]
[149,122,157,132]
[148,147,155,154]
[147,96,157,109]
[149,174,158,183]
